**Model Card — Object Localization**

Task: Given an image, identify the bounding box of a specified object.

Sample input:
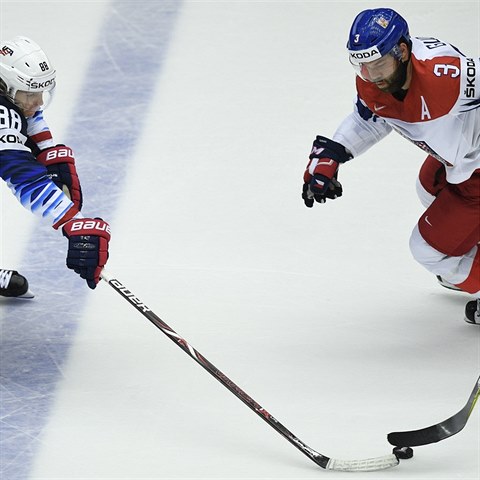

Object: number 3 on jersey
[434,64,460,78]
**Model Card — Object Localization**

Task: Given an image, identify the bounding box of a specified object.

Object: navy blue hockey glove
[302,172,342,207]
[62,218,110,289]
[302,136,352,207]
[37,145,83,210]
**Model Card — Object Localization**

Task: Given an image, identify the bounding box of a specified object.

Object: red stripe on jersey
[30,130,53,144]
[356,55,460,123]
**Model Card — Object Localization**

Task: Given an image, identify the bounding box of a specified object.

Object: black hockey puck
[392,446,414,459]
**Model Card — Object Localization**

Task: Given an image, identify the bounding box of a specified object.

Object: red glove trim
[304,157,339,183]
[37,145,75,166]
[62,218,111,241]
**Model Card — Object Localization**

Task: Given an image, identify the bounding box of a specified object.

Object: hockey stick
[388,375,480,447]
[100,270,398,472]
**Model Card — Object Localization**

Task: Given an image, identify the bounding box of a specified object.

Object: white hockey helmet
[0,36,56,105]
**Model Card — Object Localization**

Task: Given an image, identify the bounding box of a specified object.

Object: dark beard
[375,60,409,94]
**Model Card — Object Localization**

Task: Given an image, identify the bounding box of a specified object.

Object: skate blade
[4,288,36,299]
[19,288,35,299]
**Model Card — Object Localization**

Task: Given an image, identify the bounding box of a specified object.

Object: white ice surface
[1,1,479,479]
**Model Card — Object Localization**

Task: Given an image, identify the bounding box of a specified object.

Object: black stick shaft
[101,273,330,468]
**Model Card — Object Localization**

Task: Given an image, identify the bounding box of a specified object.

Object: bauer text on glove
[37,145,83,210]
[62,218,110,289]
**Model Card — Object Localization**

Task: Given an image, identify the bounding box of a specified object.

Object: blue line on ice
[0,2,182,478]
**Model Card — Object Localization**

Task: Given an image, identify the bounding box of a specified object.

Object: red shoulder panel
[356,56,460,123]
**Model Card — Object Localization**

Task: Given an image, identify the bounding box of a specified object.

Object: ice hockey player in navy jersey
[302,9,480,324]
[0,36,110,298]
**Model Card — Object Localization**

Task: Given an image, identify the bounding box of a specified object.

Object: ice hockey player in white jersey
[302,9,480,324]
[0,36,111,297]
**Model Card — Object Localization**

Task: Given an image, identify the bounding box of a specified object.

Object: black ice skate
[0,269,34,299]
[436,275,462,291]
[464,299,480,325]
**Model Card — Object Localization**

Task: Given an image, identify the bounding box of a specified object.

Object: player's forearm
[0,149,79,227]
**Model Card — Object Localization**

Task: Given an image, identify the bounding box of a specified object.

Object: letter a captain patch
[421,96,432,120]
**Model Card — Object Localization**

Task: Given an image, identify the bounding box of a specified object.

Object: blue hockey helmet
[347,8,410,68]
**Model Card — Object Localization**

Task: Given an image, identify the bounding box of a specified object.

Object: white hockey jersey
[333,37,480,184]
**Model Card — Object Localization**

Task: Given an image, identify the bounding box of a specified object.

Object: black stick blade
[388,376,480,447]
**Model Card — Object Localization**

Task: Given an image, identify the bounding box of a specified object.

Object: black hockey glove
[302,172,343,207]
[302,136,352,207]
[62,218,110,289]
